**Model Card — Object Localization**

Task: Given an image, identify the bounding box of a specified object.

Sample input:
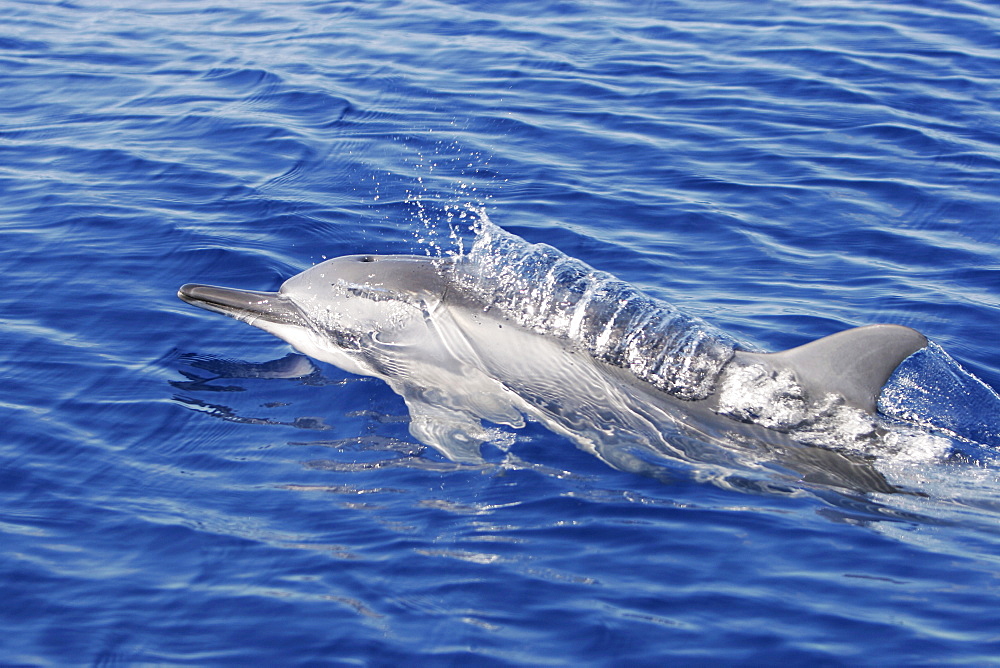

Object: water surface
[2,0,1000,664]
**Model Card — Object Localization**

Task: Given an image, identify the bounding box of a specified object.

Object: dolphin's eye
[360,256,375,263]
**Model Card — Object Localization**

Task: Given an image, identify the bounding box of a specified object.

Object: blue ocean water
[2,0,1000,664]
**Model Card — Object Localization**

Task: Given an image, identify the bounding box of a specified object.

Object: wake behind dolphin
[178,216,999,490]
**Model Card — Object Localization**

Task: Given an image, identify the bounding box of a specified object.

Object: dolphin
[178,234,932,491]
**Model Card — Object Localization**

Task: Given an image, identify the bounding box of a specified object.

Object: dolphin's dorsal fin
[734,324,928,413]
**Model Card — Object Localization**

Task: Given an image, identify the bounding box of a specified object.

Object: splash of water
[400,138,498,259]
[457,215,739,401]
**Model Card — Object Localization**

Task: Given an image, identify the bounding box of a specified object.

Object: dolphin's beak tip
[177,283,197,303]
[177,283,213,305]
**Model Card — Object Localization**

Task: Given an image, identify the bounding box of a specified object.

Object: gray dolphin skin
[178,238,930,491]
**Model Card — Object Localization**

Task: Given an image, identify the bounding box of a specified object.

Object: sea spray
[456,214,739,401]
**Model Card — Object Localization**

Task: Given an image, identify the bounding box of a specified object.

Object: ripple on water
[1,0,1000,664]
